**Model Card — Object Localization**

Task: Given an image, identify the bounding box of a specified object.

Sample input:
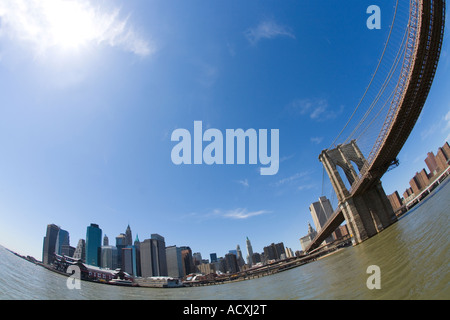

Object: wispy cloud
[0,0,154,57]
[236,179,249,188]
[220,208,270,220]
[244,20,295,45]
[184,208,270,221]
[310,137,324,144]
[287,98,344,121]
[274,171,310,187]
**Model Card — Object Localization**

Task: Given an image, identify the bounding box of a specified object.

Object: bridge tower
[319,140,397,245]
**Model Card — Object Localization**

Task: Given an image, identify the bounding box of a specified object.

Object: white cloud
[236,179,249,187]
[245,20,295,45]
[310,137,324,144]
[274,171,310,187]
[287,98,343,121]
[221,208,269,220]
[0,0,154,57]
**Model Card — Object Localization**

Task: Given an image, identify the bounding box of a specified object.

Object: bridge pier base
[341,181,397,245]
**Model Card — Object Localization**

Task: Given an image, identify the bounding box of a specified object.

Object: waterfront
[1,179,449,300]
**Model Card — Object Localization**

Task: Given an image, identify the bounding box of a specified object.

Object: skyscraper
[309,196,334,231]
[166,245,184,278]
[100,245,118,270]
[103,234,109,246]
[73,239,86,262]
[55,229,69,256]
[86,223,102,266]
[236,245,245,268]
[140,234,168,277]
[42,224,60,265]
[246,237,254,266]
[125,224,133,246]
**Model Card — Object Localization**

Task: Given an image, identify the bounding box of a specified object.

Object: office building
[246,237,254,266]
[101,245,118,270]
[210,253,218,263]
[86,223,102,266]
[73,239,86,261]
[55,229,69,256]
[166,245,184,278]
[42,224,60,265]
[300,222,317,252]
[140,234,168,277]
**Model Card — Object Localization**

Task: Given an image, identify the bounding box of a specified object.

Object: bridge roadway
[306,0,446,253]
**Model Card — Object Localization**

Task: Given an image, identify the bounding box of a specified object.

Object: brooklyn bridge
[306,0,446,253]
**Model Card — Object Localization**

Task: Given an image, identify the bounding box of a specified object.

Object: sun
[41,0,98,51]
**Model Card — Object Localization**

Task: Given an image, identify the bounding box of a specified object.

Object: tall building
[125,224,133,246]
[224,253,239,274]
[86,223,102,266]
[103,234,109,246]
[100,245,118,270]
[309,196,334,231]
[134,235,141,277]
[55,229,69,256]
[246,237,254,266]
[236,245,245,269]
[42,224,60,265]
[180,246,195,276]
[300,222,317,252]
[140,234,168,277]
[210,253,218,263]
[116,233,127,269]
[166,245,184,278]
[73,239,86,262]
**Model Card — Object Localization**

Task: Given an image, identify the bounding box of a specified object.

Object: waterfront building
[263,242,285,261]
[100,245,118,270]
[42,224,60,265]
[388,191,403,213]
[73,239,86,262]
[246,237,254,266]
[166,245,184,278]
[210,253,217,263]
[55,229,69,256]
[86,223,102,267]
[140,234,168,277]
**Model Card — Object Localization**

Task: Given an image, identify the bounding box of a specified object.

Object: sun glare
[42,1,97,51]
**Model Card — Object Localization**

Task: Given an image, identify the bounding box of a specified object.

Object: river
[1,179,449,300]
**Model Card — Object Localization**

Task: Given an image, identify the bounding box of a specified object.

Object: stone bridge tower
[319,140,397,245]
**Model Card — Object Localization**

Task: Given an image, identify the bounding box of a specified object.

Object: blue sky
[0,0,449,261]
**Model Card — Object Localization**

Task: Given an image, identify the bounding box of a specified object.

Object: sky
[0,0,449,262]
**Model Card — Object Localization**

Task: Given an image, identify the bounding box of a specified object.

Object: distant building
[100,245,118,270]
[180,246,195,276]
[309,196,334,231]
[210,253,218,263]
[300,222,317,252]
[86,223,102,266]
[73,239,86,262]
[103,234,109,246]
[224,253,239,273]
[125,224,133,246]
[246,237,254,266]
[115,233,127,269]
[263,242,285,261]
[42,224,60,265]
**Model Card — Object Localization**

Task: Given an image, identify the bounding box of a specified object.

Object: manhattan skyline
[0,0,449,261]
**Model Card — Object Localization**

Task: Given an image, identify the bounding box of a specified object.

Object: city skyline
[0,1,449,262]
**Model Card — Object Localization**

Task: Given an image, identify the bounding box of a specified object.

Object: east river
[1,179,449,300]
